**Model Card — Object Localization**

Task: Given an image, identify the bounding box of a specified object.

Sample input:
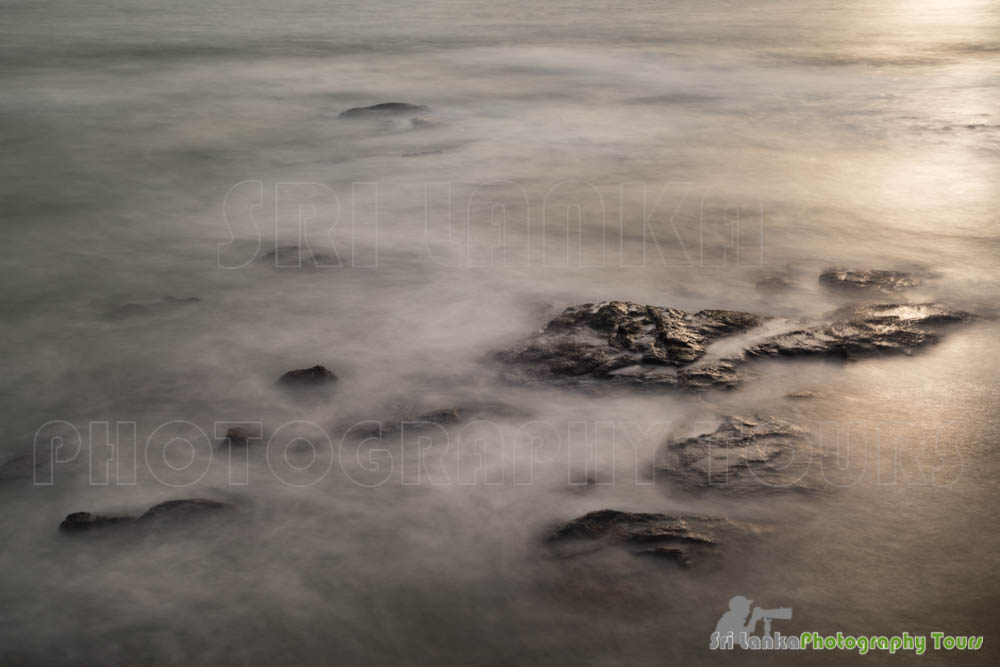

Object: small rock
[819,268,919,292]
[545,509,726,566]
[59,498,231,533]
[219,427,251,448]
[402,149,444,157]
[656,415,815,492]
[59,512,133,532]
[755,276,794,292]
[786,391,816,400]
[277,365,339,388]
[409,116,436,128]
[338,103,431,118]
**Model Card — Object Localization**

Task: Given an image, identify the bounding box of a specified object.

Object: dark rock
[755,276,794,292]
[655,415,815,492]
[500,301,762,390]
[338,103,431,118]
[219,427,251,448]
[137,499,230,522]
[786,390,816,400]
[747,303,975,360]
[277,365,339,388]
[409,116,436,128]
[545,509,727,565]
[59,512,132,532]
[819,268,919,292]
[402,149,444,157]
[501,300,974,391]
[59,498,231,533]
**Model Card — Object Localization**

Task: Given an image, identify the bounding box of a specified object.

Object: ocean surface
[1,0,998,664]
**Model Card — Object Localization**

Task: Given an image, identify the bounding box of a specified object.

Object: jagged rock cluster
[501,300,973,391]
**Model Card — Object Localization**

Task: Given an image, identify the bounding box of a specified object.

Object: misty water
[1,0,999,664]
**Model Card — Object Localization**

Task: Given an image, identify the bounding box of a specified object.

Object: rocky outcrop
[500,300,974,391]
[655,416,815,492]
[59,498,232,533]
[277,365,339,387]
[746,303,973,360]
[500,301,761,390]
[545,509,729,566]
[338,103,430,118]
[819,268,919,292]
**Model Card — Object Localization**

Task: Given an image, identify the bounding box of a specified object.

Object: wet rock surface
[747,303,974,360]
[655,415,815,492]
[59,499,232,533]
[277,365,339,387]
[819,267,919,292]
[338,102,430,118]
[501,300,974,391]
[545,509,729,566]
[500,301,762,390]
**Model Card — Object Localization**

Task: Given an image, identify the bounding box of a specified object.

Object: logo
[709,595,798,650]
[708,594,984,655]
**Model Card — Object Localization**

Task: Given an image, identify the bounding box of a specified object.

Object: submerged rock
[755,276,794,292]
[655,415,815,492]
[545,509,728,566]
[338,102,431,118]
[106,296,200,319]
[819,268,919,292]
[500,300,974,391]
[219,427,251,448]
[785,390,816,400]
[402,149,444,157]
[277,365,339,388]
[259,245,340,267]
[59,498,231,533]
